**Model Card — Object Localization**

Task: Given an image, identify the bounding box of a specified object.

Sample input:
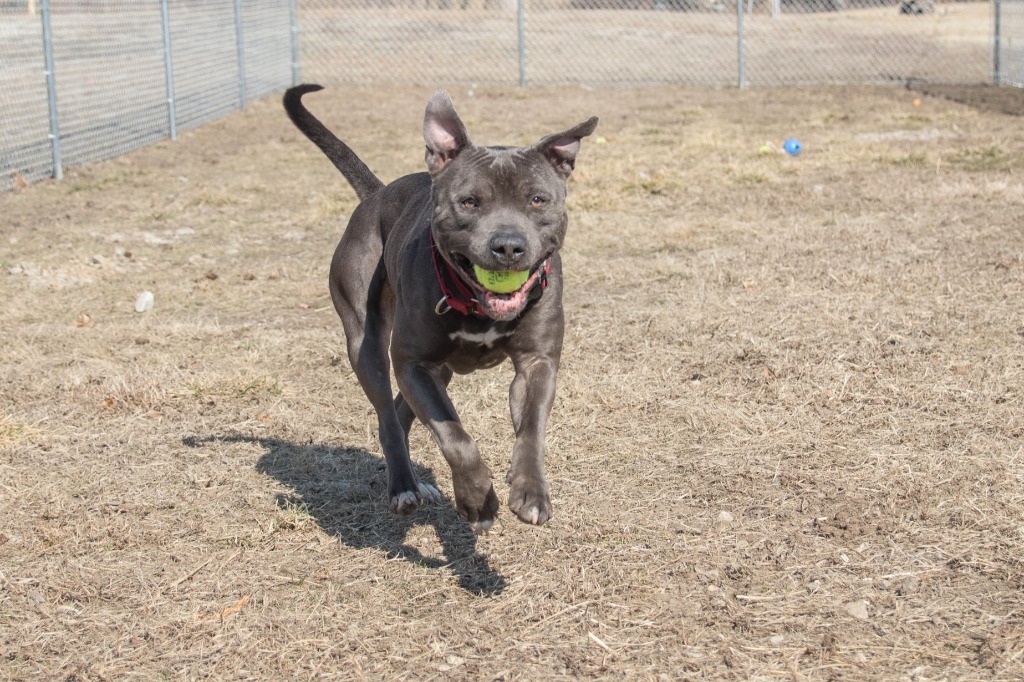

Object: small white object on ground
[135,291,154,313]
[845,600,870,620]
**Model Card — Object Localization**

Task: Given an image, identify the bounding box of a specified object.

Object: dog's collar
[430,230,548,318]
[431,230,486,317]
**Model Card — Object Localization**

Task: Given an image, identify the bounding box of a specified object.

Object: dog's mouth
[448,251,550,321]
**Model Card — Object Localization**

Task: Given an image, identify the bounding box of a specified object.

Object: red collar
[430,230,548,317]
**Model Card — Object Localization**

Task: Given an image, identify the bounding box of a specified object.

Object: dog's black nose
[489,232,527,267]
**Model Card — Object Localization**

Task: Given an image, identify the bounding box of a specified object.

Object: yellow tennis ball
[473,265,529,294]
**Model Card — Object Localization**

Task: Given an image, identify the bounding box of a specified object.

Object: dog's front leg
[394,360,500,532]
[506,354,557,525]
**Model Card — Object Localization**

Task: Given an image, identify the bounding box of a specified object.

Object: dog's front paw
[507,476,552,526]
[451,466,500,533]
[389,481,442,516]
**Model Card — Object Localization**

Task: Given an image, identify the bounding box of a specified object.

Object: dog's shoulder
[373,172,432,226]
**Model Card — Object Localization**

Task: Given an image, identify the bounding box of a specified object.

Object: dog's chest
[446,327,512,373]
[449,328,509,348]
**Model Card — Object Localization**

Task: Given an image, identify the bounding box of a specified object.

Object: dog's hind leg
[391,368,451,504]
[333,263,438,515]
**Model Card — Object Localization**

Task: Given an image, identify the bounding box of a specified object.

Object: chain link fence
[1,0,1020,191]
[1,0,296,191]
[998,0,1024,86]
[297,0,996,88]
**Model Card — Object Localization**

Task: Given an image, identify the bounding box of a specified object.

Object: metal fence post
[160,0,177,140]
[737,0,746,88]
[39,0,62,180]
[235,0,247,109]
[993,0,1001,85]
[517,0,526,87]
[289,0,300,87]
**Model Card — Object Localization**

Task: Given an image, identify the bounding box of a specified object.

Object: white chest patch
[449,328,510,348]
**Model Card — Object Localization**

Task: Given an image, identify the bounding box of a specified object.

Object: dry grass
[2,84,1023,680]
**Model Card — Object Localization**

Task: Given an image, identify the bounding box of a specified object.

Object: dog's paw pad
[417,482,442,503]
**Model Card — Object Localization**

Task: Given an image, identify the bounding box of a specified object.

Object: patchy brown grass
[2,84,1023,680]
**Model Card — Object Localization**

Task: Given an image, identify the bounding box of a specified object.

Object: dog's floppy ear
[532,116,599,178]
[424,90,472,175]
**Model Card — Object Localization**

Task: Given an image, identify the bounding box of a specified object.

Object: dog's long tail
[283,84,384,201]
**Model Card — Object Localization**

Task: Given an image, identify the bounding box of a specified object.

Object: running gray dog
[284,85,597,532]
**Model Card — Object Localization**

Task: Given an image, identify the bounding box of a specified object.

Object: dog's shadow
[182,434,506,596]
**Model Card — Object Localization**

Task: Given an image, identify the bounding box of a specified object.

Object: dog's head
[425,91,597,321]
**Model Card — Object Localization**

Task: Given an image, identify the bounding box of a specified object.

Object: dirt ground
[2,84,1023,680]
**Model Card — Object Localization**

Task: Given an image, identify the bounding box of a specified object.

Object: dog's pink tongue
[480,289,528,321]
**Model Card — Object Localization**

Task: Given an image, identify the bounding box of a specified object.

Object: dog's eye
[530,195,546,207]
[461,197,479,209]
